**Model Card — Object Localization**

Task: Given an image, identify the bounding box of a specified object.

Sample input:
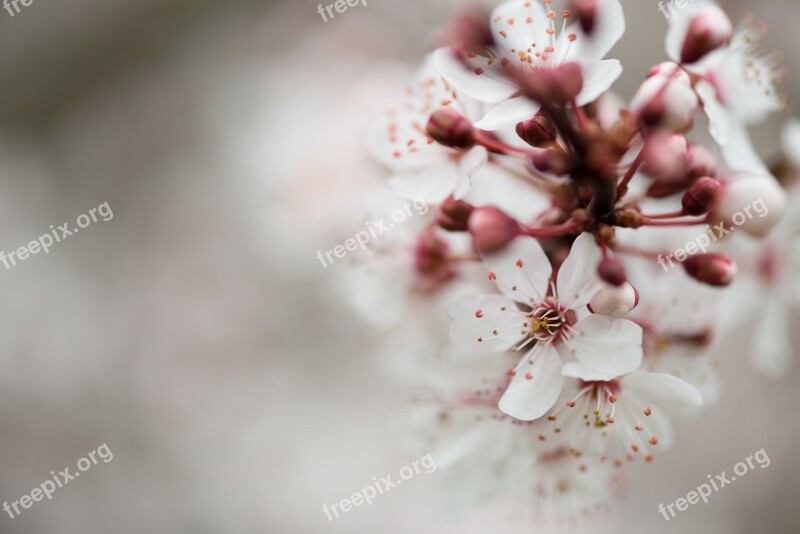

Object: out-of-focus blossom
[366,57,489,203]
[666,1,784,173]
[433,0,625,130]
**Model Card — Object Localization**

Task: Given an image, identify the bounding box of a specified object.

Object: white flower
[630,277,721,410]
[717,180,800,377]
[365,57,488,203]
[433,0,625,130]
[450,233,643,421]
[515,448,623,524]
[543,368,703,464]
[400,347,541,515]
[666,2,784,173]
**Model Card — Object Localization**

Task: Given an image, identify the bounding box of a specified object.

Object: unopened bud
[646,177,692,198]
[440,9,494,56]
[588,282,639,318]
[614,208,644,228]
[642,133,689,181]
[438,198,474,231]
[426,108,475,149]
[683,253,736,287]
[682,177,721,215]
[686,144,717,179]
[714,177,786,236]
[516,114,557,147]
[569,0,597,34]
[413,231,454,284]
[555,63,584,104]
[631,64,698,132]
[515,63,583,106]
[597,256,627,286]
[531,146,571,175]
[468,207,521,252]
[680,6,733,64]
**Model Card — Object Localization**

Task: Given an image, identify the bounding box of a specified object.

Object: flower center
[527,298,575,343]
[413,232,454,291]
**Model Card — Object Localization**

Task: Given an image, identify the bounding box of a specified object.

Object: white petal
[449,293,525,352]
[781,118,800,170]
[561,362,617,382]
[576,60,623,106]
[432,47,517,104]
[389,162,459,204]
[664,0,712,63]
[623,371,703,417]
[499,344,564,421]
[556,233,602,309]
[568,0,625,62]
[490,0,549,59]
[474,97,541,131]
[647,353,721,411]
[696,80,731,145]
[567,315,643,376]
[364,114,446,170]
[720,122,769,174]
[750,293,792,378]
[454,146,488,198]
[480,235,552,305]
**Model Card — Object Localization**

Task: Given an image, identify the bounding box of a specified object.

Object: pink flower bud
[597,256,627,286]
[516,113,557,148]
[413,231,454,286]
[682,177,722,215]
[680,6,733,64]
[531,147,571,175]
[683,253,736,287]
[714,177,787,236]
[426,108,475,149]
[686,144,717,179]
[468,207,521,252]
[642,133,689,181]
[438,198,474,232]
[439,9,494,57]
[588,282,639,318]
[646,177,691,198]
[631,65,698,132]
[569,0,597,34]
[514,63,583,107]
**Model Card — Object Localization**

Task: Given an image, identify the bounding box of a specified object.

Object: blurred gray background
[0,0,797,532]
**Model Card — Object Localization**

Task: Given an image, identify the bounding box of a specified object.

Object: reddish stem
[521,219,581,238]
[640,217,706,227]
[609,242,669,260]
[474,131,537,157]
[617,147,645,197]
[572,99,590,132]
[641,210,686,220]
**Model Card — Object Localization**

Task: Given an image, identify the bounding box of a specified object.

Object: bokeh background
[0,0,798,532]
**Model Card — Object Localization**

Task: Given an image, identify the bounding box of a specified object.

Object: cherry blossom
[433,0,625,130]
[450,233,643,421]
[365,57,489,203]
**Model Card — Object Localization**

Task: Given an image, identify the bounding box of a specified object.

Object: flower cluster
[357,0,798,521]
